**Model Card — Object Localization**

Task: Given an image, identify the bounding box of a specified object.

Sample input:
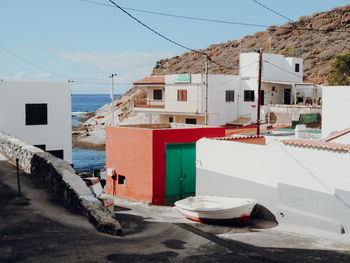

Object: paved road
[1,158,350,262]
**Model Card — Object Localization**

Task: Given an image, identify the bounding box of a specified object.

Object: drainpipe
[205,56,209,126]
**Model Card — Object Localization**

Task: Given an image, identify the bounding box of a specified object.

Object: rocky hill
[152,4,350,84]
[74,5,350,150]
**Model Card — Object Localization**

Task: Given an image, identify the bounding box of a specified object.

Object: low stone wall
[263,105,322,124]
[0,131,121,236]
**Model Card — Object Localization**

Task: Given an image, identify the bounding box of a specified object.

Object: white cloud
[55,50,175,84]
[11,71,52,81]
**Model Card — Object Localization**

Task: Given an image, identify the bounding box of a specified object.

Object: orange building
[105,124,225,205]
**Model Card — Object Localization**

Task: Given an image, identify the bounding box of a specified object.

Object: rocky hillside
[152,5,350,84]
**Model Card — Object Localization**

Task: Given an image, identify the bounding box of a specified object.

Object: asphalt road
[1,158,350,263]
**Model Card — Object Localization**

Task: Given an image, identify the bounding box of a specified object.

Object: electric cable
[79,0,350,33]
[250,0,350,51]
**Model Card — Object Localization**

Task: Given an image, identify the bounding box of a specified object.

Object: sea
[72,94,120,172]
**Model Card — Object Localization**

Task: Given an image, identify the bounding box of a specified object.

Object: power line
[0,42,134,85]
[0,43,71,80]
[263,59,304,79]
[251,0,293,22]
[80,0,350,33]
[250,0,350,51]
[107,0,243,71]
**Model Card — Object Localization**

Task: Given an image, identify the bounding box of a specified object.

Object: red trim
[179,211,251,225]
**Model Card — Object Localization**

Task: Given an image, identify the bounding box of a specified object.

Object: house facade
[322,86,350,140]
[0,81,72,163]
[105,124,225,205]
[134,53,319,126]
[196,135,350,234]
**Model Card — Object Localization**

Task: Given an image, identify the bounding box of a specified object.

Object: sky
[0,0,349,94]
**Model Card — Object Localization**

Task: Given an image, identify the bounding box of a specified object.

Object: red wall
[105,127,154,202]
[152,127,225,205]
[106,126,225,205]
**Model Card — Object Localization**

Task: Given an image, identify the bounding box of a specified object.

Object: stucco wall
[196,138,350,234]
[152,127,226,204]
[0,81,72,163]
[263,105,321,124]
[240,53,303,83]
[207,75,241,126]
[105,127,154,202]
[322,86,350,138]
[0,131,121,235]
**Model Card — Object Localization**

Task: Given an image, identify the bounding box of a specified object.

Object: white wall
[0,81,72,163]
[196,138,350,233]
[239,78,258,117]
[164,74,203,113]
[240,53,303,83]
[322,86,350,138]
[207,75,241,126]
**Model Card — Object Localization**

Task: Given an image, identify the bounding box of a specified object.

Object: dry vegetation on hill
[152,5,350,84]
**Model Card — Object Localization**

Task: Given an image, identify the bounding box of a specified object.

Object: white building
[196,134,350,234]
[0,81,72,163]
[322,86,350,141]
[134,53,318,126]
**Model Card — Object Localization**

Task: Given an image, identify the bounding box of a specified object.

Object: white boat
[175,196,257,224]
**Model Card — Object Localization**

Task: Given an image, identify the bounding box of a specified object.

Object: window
[25,103,47,125]
[295,63,300,73]
[244,90,255,102]
[177,90,187,101]
[34,144,46,151]
[47,150,64,160]
[186,118,197,124]
[118,175,125,185]
[153,89,162,100]
[169,117,173,123]
[225,90,234,102]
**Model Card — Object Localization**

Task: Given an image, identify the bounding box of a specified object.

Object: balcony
[134,99,165,109]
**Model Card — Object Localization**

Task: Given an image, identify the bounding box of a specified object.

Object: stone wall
[0,131,121,236]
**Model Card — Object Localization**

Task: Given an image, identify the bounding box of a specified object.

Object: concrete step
[227,116,251,126]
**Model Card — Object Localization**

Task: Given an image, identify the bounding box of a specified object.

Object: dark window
[25,104,47,125]
[297,97,303,103]
[47,150,64,160]
[225,90,234,102]
[153,89,162,100]
[185,118,197,124]
[177,90,187,101]
[34,144,46,151]
[169,117,173,123]
[295,63,300,73]
[244,90,255,102]
[260,90,265,106]
[118,175,125,185]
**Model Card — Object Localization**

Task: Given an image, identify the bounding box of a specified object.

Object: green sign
[174,74,191,83]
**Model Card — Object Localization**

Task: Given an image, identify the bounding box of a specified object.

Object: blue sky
[1,0,349,94]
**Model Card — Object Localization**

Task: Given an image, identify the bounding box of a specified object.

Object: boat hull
[175,196,257,224]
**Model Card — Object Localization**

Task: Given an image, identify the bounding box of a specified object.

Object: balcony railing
[134,99,165,109]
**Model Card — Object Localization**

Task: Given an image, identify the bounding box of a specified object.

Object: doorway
[165,142,196,205]
[284,88,291,105]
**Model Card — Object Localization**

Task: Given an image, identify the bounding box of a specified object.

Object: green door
[165,142,196,205]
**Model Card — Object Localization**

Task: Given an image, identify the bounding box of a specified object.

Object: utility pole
[205,55,209,126]
[109,74,117,127]
[257,49,263,135]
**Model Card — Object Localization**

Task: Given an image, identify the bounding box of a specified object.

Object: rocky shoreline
[71,86,147,151]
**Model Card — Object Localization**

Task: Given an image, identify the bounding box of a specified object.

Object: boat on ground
[175,196,257,224]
